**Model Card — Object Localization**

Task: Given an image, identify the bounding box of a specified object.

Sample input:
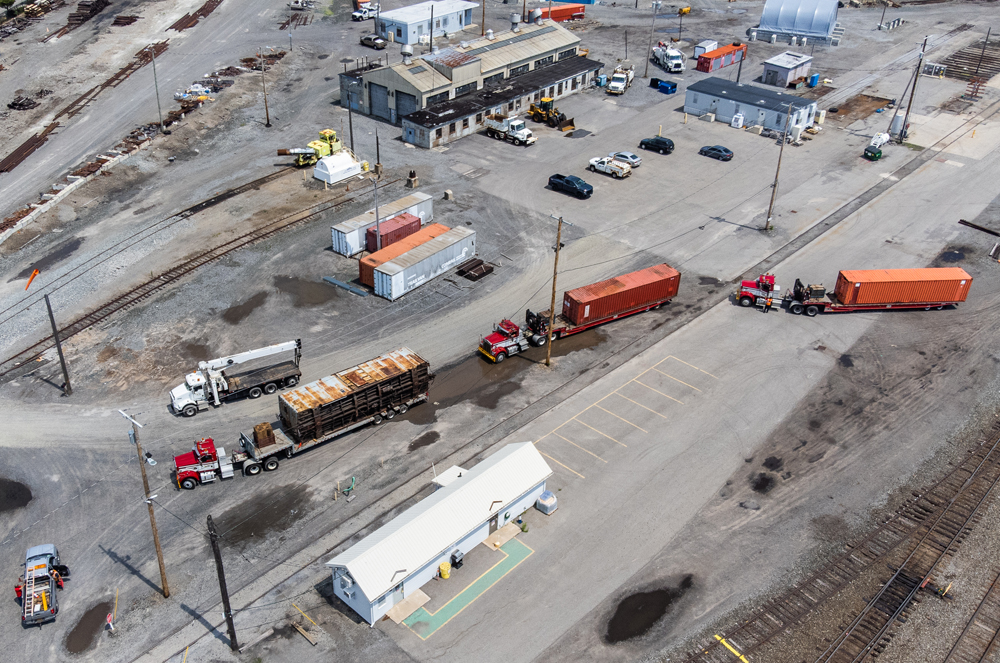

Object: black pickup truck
[548,174,593,199]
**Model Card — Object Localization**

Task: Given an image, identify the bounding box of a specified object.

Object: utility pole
[119,410,169,598]
[148,45,168,135]
[429,5,434,53]
[481,0,485,36]
[643,1,662,78]
[347,83,356,152]
[736,48,744,82]
[764,102,793,231]
[207,515,239,651]
[974,28,992,77]
[373,176,382,250]
[545,215,565,368]
[259,47,272,128]
[625,30,628,60]
[900,36,928,144]
[522,0,527,23]
[289,10,293,51]
[43,294,71,396]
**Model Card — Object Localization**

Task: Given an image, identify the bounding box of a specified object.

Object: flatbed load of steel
[278,347,430,443]
[224,360,301,391]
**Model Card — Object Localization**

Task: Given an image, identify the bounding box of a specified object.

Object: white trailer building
[377,0,478,45]
[326,442,552,624]
[684,77,817,132]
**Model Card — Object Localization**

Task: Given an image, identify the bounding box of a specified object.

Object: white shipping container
[373,227,476,300]
[331,192,433,256]
[694,40,718,57]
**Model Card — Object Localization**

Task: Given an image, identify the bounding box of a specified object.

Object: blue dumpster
[649,77,661,88]
[808,73,820,87]
[658,80,677,94]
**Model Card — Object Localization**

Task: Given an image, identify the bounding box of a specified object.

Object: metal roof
[379,0,478,25]
[687,77,816,113]
[763,51,813,69]
[332,192,432,233]
[326,442,552,601]
[376,226,475,276]
[758,0,838,38]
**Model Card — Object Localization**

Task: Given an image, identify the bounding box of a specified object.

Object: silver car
[610,151,641,168]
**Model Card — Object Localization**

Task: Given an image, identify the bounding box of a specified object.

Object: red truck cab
[479,319,526,363]
[174,438,236,489]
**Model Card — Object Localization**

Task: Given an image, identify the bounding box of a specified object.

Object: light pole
[900,36,928,144]
[643,1,662,79]
[764,102,793,231]
[148,45,168,134]
[372,176,382,250]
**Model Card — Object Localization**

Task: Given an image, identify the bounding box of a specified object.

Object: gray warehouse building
[376,0,479,46]
[684,77,817,132]
[326,442,552,625]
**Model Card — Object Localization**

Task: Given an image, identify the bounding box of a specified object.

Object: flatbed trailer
[783,279,959,315]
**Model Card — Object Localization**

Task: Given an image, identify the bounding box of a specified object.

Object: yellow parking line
[554,432,608,462]
[612,392,671,419]
[633,379,684,405]
[667,356,718,379]
[571,417,627,447]
[538,450,585,478]
[651,368,703,392]
[593,405,648,433]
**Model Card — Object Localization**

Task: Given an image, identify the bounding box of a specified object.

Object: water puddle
[0,478,32,512]
[65,600,112,653]
[274,276,339,308]
[408,431,440,451]
[838,354,854,368]
[13,237,85,281]
[751,473,776,493]
[222,292,269,324]
[605,575,694,643]
[762,456,784,471]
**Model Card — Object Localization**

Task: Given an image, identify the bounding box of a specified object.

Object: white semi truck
[653,45,685,73]
[483,114,537,146]
[169,340,302,417]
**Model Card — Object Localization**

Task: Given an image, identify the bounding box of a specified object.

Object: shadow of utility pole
[181,602,231,646]
[100,546,161,595]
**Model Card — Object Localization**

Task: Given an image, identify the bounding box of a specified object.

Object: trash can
[658,80,677,94]
[649,77,661,88]
[808,73,820,87]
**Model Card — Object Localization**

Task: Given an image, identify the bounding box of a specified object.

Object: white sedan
[610,151,641,168]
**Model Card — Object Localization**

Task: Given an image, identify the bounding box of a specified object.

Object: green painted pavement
[404,537,534,639]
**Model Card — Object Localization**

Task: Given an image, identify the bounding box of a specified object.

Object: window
[435,127,442,139]
[548,86,554,97]
[454,82,477,97]
[396,27,402,38]
[427,91,449,106]
[419,129,426,139]
[533,92,540,102]
[557,82,563,95]
[462,118,469,129]
[534,55,554,69]
[443,17,448,26]
[435,19,440,28]
[507,102,514,112]
[509,64,529,78]
[692,94,699,104]
[475,112,483,123]
[483,72,504,87]
[449,122,456,134]
[572,77,578,90]
[559,48,577,60]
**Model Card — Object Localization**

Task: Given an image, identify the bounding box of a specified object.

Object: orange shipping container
[834,268,972,305]
[540,3,585,21]
[562,264,681,326]
[359,223,449,287]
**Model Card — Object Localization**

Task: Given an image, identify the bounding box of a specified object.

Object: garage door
[396,92,418,122]
[369,83,391,121]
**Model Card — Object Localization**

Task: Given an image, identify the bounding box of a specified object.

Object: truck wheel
[589,164,596,171]
[739,296,754,307]
[385,409,396,419]
[244,463,262,476]
[263,458,279,471]
[532,334,547,347]
[494,352,506,363]
[264,383,278,395]
[180,478,197,490]
[513,138,521,146]
[249,387,263,399]
[614,171,621,179]
[790,303,804,315]
[285,376,298,388]
[373,414,383,424]
[805,305,819,317]
[398,404,408,414]
[182,404,197,417]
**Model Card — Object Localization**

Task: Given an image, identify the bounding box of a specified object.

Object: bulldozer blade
[559,118,575,131]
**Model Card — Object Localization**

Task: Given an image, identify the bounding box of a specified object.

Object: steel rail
[943,570,1000,663]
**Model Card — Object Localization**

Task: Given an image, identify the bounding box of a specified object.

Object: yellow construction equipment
[277,129,344,167]
[528,98,575,131]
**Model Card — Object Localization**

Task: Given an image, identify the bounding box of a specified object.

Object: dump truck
[588,156,631,178]
[529,97,574,130]
[174,348,431,488]
[479,264,680,362]
[483,114,536,146]
[277,129,343,167]
[607,65,634,94]
[20,545,68,626]
[737,268,972,315]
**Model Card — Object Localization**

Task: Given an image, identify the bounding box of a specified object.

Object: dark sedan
[548,174,593,199]
[699,145,734,161]
[639,136,674,154]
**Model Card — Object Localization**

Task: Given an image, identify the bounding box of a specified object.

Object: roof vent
[486,28,494,40]
[460,41,469,49]
[510,13,520,32]
[401,43,413,65]
[529,8,542,24]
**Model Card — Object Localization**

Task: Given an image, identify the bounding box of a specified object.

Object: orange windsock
[25,269,39,291]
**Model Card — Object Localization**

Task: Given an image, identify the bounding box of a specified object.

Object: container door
[489,514,499,534]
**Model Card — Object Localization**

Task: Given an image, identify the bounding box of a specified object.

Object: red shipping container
[562,264,681,326]
[696,43,746,73]
[365,213,421,254]
[834,268,972,305]
[359,223,449,287]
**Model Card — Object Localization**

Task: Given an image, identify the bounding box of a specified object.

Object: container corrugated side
[373,227,476,300]
[331,192,433,256]
[562,264,681,325]
[359,223,449,287]
[365,213,421,253]
[834,268,972,305]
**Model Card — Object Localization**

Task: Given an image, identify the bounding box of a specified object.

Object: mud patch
[750,473,776,493]
[811,514,850,543]
[937,250,964,263]
[274,276,339,307]
[838,354,854,368]
[475,381,520,409]
[222,292,269,325]
[698,277,724,286]
[932,245,974,266]
[65,600,112,653]
[0,478,32,512]
[400,354,527,425]
[408,431,440,451]
[96,346,119,363]
[605,575,694,643]
[182,342,212,363]
[214,484,313,546]
[13,237,85,280]
[762,456,784,471]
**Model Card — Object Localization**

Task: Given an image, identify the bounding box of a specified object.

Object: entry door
[757,109,766,126]
[489,514,499,534]
[392,583,404,603]
[369,83,391,121]
[765,70,777,86]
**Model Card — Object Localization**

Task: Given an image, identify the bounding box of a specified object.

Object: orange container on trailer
[562,264,681,326]
[359,223,449,287]
[540,3,585,21]
[834,268,972,305]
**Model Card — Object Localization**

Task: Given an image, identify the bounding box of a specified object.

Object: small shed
[761,51,812,87]
[696,43,747,73]
[376,0,478,45]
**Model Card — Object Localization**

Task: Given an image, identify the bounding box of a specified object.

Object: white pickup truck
[351,3,378,20]
[606,65,634,95]
[483,114,536,146]
[588,156,632,179]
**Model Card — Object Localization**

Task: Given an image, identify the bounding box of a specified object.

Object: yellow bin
[439,562,451,579]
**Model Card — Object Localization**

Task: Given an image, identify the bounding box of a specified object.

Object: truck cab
[606,65,634,94]
[737,274,782,310]
[170,372,211,417]
[174,438,236,489]
[22,545,61,626]
[653,45,685,72]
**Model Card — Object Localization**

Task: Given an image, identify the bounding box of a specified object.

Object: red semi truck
[737,268,972,315]
[479,264,681,363]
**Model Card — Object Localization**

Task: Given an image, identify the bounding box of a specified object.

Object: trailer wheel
[790,303,804,315]
[285,376,298,388]
[739,296,754,307]
[494,352,506,363]
[248,387,263,399]
[532,334,547,347]
[373,414,383,425]
[263,458,279,471]
[385,409,396,419]
[285,447,294,459]
[805,305,819,317]
[937,305,944,310]
[182,404,197,417]
[398,404,408,414]
[180,478,197,490]
[264,383,278,395]
[244,463,262,476]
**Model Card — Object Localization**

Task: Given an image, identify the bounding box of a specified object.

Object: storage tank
[562,264,681,325]
[890,111,906,137]
[360,223,450,286]
[365,212,421,254]
[331,192,433,256]
[373,226,477,300]
[833,268,972,305]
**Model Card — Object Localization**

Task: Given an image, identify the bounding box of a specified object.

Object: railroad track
[943,570,1000,662]
[0,173,393,380]
[683,431,1000,663]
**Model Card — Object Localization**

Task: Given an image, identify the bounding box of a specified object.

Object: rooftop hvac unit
[401,44,413,65]
[460,40,469,48]
[529,8,542,23]
[510,13,520,31]
[340,575,354,590]
[486,28,494,40]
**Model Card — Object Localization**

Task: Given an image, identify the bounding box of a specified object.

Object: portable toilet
[731,112,744,128]
[597,74,607,86]
[808,73,820,87]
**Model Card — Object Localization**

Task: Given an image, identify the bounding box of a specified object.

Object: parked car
[548,174,593,199]
[639,136,674,154]
[699,145,734,161]
[360,34,387,49]
[610,151,641,167]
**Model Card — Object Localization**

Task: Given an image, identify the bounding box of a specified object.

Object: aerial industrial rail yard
[2,0,1000,661]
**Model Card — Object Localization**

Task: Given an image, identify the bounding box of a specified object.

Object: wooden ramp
[386,588,430,624]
